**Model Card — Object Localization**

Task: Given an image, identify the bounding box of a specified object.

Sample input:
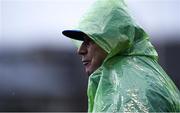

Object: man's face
[77,37,107,75]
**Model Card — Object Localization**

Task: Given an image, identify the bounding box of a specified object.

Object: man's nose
[77,44,87,55]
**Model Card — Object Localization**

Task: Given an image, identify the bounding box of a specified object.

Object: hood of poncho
[74,0,158,61]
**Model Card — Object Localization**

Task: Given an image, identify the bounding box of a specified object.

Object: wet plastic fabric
[72,0,180,112]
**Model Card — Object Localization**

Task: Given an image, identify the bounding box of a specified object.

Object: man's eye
[84,41,90,47]
[83,37,94,47]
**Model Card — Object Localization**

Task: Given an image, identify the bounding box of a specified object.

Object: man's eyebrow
[84,37,91,41]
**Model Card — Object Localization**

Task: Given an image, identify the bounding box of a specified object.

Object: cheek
[91,53,104,69]
[87,60,100,75]
[86,44,107,74]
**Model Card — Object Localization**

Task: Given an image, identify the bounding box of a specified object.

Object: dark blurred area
[0,47,88,111]
[154,40,180,89]
[0,38,179,111]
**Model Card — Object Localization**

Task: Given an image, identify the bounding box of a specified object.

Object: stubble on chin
[86,69,91,76]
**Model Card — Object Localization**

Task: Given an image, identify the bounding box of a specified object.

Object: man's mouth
[82,60,90,66]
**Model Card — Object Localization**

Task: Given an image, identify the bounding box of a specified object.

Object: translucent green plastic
[72,0,180,112]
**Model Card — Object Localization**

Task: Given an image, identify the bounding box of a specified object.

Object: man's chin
[86,70,91,76]
[85,69,92,76]
[86,67,98,76]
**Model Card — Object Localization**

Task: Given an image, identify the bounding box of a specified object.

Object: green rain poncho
[63,0,180,112]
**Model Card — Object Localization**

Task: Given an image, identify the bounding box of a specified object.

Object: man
[62,0,180,112]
